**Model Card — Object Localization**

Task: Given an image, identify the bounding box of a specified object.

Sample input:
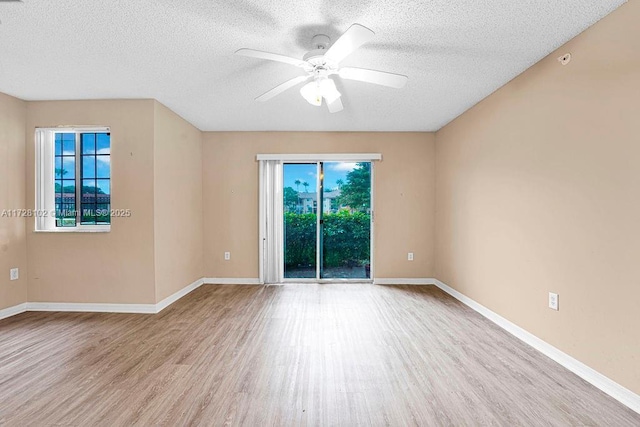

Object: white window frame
[35,127,111,233]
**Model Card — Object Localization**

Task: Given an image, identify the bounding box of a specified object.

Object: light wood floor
[0,284,638,426]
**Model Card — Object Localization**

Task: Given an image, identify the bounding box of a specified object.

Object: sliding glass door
[321,162,371,279]
[283,163,318,278]
[283,161,371,280]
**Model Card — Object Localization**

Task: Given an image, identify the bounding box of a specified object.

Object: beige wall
[153,102,203,302]
[435,1,640,395]
[25,100,157,304]
[202,132,435,279]
[0,93,28,311]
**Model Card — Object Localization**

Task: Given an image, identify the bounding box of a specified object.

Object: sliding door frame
[259,153,380,284]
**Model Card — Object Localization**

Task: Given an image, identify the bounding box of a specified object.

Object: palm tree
[336,179,344,189]
[302,181,309,193]
[294,179,301,192]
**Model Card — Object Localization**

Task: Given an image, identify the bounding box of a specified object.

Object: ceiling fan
[235,24,408,113]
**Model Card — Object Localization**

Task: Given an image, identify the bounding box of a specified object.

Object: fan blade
[235,48,307,68]
[325,24,375,64]
[327,97,344,113]
[255,75,310,102]
[339,67,408,89]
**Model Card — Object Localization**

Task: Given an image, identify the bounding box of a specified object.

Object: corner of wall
[0,92,28,311]
[152,101,204,303]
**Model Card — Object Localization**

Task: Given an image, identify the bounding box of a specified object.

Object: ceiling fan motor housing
[303,49,328,65]
[311,34,330,50]
[303,34,335,68]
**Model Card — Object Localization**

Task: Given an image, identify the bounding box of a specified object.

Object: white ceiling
[0,0,625,131]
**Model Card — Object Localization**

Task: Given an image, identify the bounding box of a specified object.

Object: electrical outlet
[408,252,414,261]
[549,292,559,311]
[10,268,19,281]
[224,252,231,261]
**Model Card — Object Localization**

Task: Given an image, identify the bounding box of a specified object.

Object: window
[35,127,111,232]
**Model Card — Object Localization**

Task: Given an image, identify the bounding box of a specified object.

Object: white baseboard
[156,278,204,313]
[1,278,207,318]
[0,303,28,321]
[208,277,432,286]
[204,277,262,285]
[434,279,640,415]
[0,277,264,321]
[27,301,157,314]
[374,278,436,285]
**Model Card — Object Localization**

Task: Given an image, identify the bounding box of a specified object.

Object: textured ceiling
[0,0,626,131]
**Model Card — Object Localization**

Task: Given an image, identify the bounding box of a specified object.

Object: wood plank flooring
[0,284,638,426]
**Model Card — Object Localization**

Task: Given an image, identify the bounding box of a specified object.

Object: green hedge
[284,211,370,268]
[283,213,317,268]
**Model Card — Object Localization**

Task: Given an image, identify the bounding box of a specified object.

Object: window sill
[34,226,111,233]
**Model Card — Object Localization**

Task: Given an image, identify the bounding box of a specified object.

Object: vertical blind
[259,160,283,284]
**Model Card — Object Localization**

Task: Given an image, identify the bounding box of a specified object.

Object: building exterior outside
[296,190,341,214]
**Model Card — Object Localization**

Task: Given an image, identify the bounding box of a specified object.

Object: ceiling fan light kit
[300,80,323,106]
[319,78,341,104]
[235,23,408,113]
[300,76,341,106]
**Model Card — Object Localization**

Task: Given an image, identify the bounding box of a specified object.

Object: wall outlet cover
[10,268,19,281]
[549,292,559,310]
